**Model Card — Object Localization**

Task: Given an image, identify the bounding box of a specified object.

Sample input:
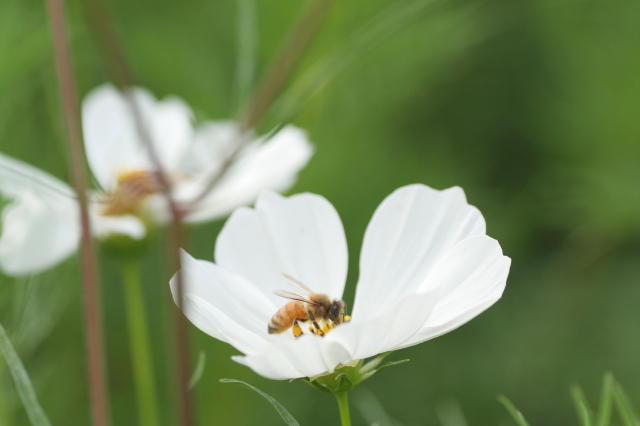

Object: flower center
[310,315,352,336]
[101,170,161,216]
[293,315,352,338]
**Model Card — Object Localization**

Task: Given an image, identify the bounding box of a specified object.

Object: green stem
[122,260,159,426]
[335,392,352,426]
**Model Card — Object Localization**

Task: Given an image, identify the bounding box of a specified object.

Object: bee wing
[273,290,319,305]
[281,273,315,295]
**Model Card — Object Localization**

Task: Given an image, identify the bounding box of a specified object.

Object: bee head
[328,300,346,324]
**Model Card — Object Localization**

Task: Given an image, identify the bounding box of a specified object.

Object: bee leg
[312,320,325,337]
[306,312,322,336]
[292,320,303,338]
[308,323,320,335]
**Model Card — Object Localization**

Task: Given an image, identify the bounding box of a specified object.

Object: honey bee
[268,273,351,338]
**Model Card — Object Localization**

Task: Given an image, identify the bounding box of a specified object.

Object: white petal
[82,84,194,190]
[170,251,274,354]
[215,191,348,305]
[0,152,75,200]
[0,154,79,275]
[176,121,246,177]
[235,288,440,380]
[352,184,486,321]
[398,235,510,348]
[91,209,147,240]
[233,335,352,380]
[181,125,313,223]
[137,194,171,226]
[327,288,439,360]
[0,192,79,275]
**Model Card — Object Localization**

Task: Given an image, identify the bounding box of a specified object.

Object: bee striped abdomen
[268,301,307,334]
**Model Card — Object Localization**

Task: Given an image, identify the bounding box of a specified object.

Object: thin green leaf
[0,321,51,426]
[188,351,206,390]
[612,380,640,426]
[572,385,595,426]
[220,378,300,426]
[375,359,410,373]
[596,373,615,426]
[497,395,530,426]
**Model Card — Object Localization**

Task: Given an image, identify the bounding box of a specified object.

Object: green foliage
[498,395,530,426]
[612,381,640,426]
[1,0,639,424]
[596,374,615,426]
[571,385,594,426]
[219,378,300,426]
[500,374,640,426]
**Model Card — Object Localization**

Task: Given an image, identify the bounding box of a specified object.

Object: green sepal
[302,353,410,394]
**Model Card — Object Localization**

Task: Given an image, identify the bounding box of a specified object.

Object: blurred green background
[1,0,639,424]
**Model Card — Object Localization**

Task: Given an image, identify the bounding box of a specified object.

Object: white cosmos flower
[171,184,511,380]
[0,84,312,276]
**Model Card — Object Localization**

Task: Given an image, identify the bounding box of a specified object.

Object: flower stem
[334,392,352,426]
[122,259,159,426]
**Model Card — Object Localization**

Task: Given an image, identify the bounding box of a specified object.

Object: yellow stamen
[102,170,160,216]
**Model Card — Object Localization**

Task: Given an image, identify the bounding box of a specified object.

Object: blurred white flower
[0,84,313,276]
[172,184,511,380]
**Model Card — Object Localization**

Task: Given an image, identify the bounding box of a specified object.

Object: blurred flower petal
[177,121,247,177]
[82,84,194,190]
[91,210,147,240]
[2,85,313,276]
[181,125,313,223]
[0,154,79,275]
[0,152,75,200]
[0,192,79,275]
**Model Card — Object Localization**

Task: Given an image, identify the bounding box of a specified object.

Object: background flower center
[102,170,161,216]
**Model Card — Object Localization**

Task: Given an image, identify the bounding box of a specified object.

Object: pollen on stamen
[102,170,161,216]
[305,316,351,337]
